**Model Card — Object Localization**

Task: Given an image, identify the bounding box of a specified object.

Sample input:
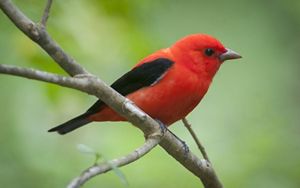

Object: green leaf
[77,144,101,164]
[108,161,129,186]
[77,144,128,185]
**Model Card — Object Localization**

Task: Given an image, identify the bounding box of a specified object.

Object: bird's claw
[155,119,167,136]
[168,129,190,158]
[146,119,167,139]
[181,140,190,158]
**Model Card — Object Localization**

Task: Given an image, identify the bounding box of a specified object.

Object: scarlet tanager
[49,34,241,134]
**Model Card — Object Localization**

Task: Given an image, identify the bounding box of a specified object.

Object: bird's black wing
[86,58,174,114]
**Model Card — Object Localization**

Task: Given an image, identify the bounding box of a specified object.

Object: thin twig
[0,64,89,91]
[68,137,162,188]
[40,0,53,28]
[182,117,210,162]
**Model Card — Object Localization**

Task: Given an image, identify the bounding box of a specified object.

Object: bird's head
[170,34,241,78]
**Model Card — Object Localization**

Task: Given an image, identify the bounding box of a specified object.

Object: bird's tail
[48,113,92,135]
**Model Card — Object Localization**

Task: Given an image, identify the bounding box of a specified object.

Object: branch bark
[0,1,223,188]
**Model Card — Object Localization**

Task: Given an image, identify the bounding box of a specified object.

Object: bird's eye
[204,48,215,57]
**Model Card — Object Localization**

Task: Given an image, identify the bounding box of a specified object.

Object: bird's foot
[146,119,167,139]
[155,119,167,136]
[168,129,190,158]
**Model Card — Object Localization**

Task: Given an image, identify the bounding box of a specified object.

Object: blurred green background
[0,0,299,187]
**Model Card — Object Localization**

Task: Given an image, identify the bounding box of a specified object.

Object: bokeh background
[0,0,299,187]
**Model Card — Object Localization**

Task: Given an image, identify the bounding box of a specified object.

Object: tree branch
[0,63,223,188]
[0,62,223,186]
[0,1,223,188]
[2,64,224,188]
[182,117,210,162]
[40,0,53,28]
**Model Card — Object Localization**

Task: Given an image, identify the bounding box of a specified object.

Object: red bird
[49,34,241,134]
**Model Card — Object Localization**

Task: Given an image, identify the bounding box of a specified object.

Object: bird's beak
[219,48,242,62]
